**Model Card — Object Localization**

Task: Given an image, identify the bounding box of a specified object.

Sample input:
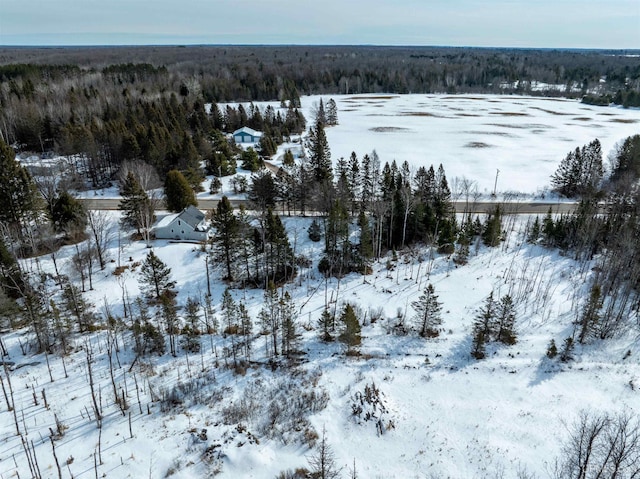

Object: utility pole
[492,169,500,197]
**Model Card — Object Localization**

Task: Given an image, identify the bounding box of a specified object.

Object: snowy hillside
[1,211,638,479]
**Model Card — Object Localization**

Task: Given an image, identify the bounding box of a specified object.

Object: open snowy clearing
[1,212,639,478]
[303,94,640,195]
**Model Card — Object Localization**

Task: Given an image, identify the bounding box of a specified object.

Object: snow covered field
[300,94,640,195]
[3,94,640,478]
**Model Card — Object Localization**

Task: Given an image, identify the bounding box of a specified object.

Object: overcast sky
[1,0,638,49]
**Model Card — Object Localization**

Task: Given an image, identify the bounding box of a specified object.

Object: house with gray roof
[154,205,208,242]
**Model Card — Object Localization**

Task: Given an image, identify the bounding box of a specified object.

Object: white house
[154,205,209,242]
[233,126,263,144]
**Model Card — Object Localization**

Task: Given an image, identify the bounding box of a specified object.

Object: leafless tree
[86,210,113,270]
[554,410,640,479]
[118,160,161,192]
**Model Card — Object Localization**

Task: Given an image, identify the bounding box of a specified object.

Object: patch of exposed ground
[465,142,492,148]
[400,111,448,118]
[488,111,530,117]
[370,126,411,132]
[530,107,572,116]
[611,118,638,124]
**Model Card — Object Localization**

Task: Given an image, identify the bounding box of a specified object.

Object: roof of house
[233,126,262,138]
[177,205,205,229]
[155,205,205,230]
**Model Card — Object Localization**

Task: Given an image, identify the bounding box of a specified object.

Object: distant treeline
[1,45,639,182]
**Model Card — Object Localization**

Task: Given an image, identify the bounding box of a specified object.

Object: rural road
[78,197,579,215]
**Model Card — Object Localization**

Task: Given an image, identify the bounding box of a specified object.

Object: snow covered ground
[1,212,638,478]
[4,93,640,478]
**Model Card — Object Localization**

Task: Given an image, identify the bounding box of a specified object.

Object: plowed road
[78,198,579,215]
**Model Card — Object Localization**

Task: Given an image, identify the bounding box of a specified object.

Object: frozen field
[300,94,640,194]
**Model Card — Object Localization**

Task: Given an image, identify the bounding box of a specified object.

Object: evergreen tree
[164,169,197,212]
[559,336,575,362]
[482,205,502,247]
[495,294,517,345]
[238,302,252,361]
[181,297,201,353]
[546,339,558,359]
[308,218,323,242]
[280,291,299,359]
[119,171,150,234]
[160,294,179,356]
[577,283,602,344]
[326,98,338,126]
[210,196,239,281]
[139,250,175,299]
[471,291,497,359]
[338,303,361,349]
[0,138,43,231]
[241,147,261,172]
[61,282,95,332]
[412,283,443,338]
[50,191,87,236]
[0,236,25,299]
[307,120,332,182]
[319,308,334,341]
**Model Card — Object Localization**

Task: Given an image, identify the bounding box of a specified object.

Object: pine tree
[546,339,558,359]
[308,219,322,242]
[482,205,502,247]
[319,308,334,341]
[471,291,497,359]
[495,294,517,345]
[50,191,87,236]
[307,120,332,182]
[139,250,175,299]
[0,138,43,231]
[61,282,95,332]
[210,196,239,281]
[559,336,575,362]
[119,171,150,234]
[412,283,443,338]
[160,294,179,356]
[237,302,252,361]
[577,283,602,344]
[181,297,201,353]
[326,98,338,126]
[280,291,299,359]
[164,169,197,213]
[338,303,361,349]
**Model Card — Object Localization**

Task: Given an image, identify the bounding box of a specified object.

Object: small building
[233,126,263,144]
[154,205,208,242]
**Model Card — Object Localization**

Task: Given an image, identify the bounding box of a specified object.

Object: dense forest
[1,45,640,157]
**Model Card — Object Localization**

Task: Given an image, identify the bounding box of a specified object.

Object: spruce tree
[181,297,201,353]
[0,138,43,230]
[471,291,497,359]
[210,196,239,281]
[119,171,150,234]
[577,283,602,344]
[164,169,197,212]
[338,303,361,349]
[412,283,443,338]
[139,250,175,299]
[280,291,299,359]
[307,120,332,182]
[495,294,517,345]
